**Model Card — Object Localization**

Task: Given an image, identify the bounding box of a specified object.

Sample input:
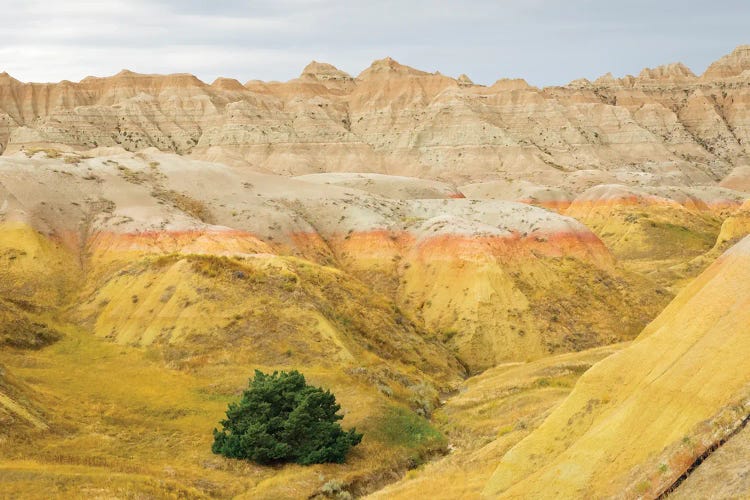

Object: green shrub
[372,406,446,450]
[370,406,446,467]
[212,370,362,465]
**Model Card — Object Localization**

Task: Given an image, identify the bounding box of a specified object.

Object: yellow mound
[0,153,675,371]
[76,252,463,390]
[399,245,665,372]
[0,222,79,307]
[565,194,722,263]
[483,235,750,498]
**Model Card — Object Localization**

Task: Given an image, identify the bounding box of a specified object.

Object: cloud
[0,0,748,85]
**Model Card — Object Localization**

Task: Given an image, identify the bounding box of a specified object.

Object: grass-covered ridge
[0,232,466,498]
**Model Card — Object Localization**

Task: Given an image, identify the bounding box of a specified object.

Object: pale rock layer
[1,46,749,188]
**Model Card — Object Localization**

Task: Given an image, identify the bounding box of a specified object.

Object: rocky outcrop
[0,150,668,371]
[702,45,750,80]
[638,62,696,83]
[0,47,748,186]
[299,61,354,83]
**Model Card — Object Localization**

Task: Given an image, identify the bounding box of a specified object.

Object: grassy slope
[483,236,750,498]
[0,313,455,498]
[0,216,685,498]
[396,252,668,373]
[0,228,463,498]
[368,344,624,499]
[567,205,724,292]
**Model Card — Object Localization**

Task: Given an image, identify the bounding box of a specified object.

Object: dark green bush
[212,370,362,465]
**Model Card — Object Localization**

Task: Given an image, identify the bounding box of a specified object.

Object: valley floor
[0,317,624,499]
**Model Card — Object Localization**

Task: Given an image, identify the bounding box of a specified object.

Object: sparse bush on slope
[212,369,362,465]
[0,301,61,349]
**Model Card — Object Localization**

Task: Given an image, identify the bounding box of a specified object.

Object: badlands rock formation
[0,149,664,497]
[0,150,664,372]
[1,46,750,499]
[0,46,748,187]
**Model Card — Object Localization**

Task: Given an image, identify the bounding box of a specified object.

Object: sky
[1,0,749,87]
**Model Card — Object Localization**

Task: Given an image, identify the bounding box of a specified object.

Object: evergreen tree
[212,370,362,465]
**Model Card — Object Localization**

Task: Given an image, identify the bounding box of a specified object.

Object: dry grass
[24,147,62,159]
[152,189,214,223]
[369,344,623,498]
[0,246,463,498]
[0,320,457,498]
[570,204,724,291]
[0,300,62,349]
[116,164,151,184]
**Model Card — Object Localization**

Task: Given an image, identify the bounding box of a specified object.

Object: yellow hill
[368,344,625,499]
[483,235,750,498]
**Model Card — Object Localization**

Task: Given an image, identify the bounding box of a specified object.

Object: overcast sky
[1,0,748,86]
